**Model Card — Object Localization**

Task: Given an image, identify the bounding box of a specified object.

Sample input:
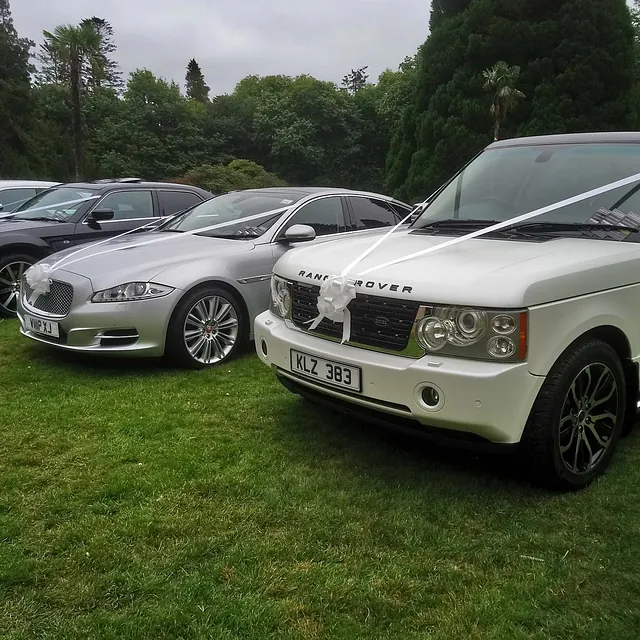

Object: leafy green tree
[185,58,210,102]
[93,69,222,180]
[482,61,525,140]
[173,159,286,193]
[42,23,103,180]
[80,17,123,91]
[387,0,637,202]
[0,0,36,177]
[342,66,369,94]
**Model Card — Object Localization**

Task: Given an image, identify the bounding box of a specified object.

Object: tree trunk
[70,54,83,181]
[494,116,500,141]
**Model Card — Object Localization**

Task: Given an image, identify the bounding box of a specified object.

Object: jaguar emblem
[374,316,390,328]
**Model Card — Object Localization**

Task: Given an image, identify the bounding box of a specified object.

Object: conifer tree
[185,58,210,103]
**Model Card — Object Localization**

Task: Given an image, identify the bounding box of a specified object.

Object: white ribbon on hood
[305,170,640,343]
[22,206,291,295]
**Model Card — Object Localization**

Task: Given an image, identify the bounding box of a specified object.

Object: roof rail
[91,177,143,184]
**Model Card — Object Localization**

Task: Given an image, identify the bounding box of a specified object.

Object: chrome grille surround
[21,277,74,318]
[289,280,424,357]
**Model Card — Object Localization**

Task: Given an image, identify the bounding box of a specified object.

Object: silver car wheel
[183,294,239,365]
[0,260,30,315]
[558,362,619,475]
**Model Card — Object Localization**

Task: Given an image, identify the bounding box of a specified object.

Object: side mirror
[87,209,115,222]
[282,224,316,243]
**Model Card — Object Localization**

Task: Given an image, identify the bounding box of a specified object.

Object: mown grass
[1,317,640,639]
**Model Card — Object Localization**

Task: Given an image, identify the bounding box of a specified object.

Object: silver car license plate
[24,314,60,338]
[290,349,361,392]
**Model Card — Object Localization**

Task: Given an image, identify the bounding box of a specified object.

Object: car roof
[0,180,60,188]
[488,131,640,149]
[237,186,411,207]
[53,180,212,195]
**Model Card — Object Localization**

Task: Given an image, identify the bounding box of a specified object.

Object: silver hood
[274,230,640,308]
[49,232,254,290]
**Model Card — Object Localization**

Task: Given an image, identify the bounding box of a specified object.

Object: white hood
[274,230,640,308]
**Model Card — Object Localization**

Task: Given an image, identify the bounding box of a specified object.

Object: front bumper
[254,311,545,446]
[17,270,182,358]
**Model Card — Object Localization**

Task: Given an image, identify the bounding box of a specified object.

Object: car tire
[521,339,626,491]
[165,284,246,369]
[0,253,37,317]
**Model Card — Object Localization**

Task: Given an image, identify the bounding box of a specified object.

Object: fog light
[261,339,268,357]
[421,386,440,407]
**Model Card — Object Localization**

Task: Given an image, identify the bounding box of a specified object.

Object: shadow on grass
[269,394,552,499]
[21,337,257,379]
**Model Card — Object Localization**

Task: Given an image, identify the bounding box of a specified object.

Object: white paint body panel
[256,231,640,444]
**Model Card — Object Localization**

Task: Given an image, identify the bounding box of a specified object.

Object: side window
[0,188,37,212]
[349,197,399,230]
[157,190,202,216]
[286,196,347,236]
[96,190,154,220]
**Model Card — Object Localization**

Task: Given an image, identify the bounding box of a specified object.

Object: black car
[0,179,213,316]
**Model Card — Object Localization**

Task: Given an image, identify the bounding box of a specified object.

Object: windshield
[13,187,98,221]
[414,143,640,238]
[162,191,304,238]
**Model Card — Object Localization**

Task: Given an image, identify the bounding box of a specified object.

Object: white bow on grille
[25,263,52,303]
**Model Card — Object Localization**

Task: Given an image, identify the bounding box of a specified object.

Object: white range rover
[254,132,640,489]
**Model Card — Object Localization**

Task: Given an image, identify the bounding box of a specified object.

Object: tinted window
[286,197,347,236]
[0,188,37,212]
[349,197,398,229]
[164,191,304,239]
[98,190,154,220]
[158,190,202,216]
[14,187,98,221]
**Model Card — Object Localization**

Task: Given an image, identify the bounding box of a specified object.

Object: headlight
[91,282,174,303]
[413,306,527,362]
[269,275,292,319]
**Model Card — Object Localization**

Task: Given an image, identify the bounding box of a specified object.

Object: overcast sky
[13,0,432,95]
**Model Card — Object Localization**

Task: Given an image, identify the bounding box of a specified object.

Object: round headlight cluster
[491,314,516,335]
[438,307,488,346]
[487,336,516,358]
[415,316,449,351]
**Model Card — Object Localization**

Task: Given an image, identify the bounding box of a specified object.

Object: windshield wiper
[12,216,64,223]
[413,219,501,233]
[506,222,639,235]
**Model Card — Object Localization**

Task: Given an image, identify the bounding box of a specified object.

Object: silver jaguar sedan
[17,187,412,368]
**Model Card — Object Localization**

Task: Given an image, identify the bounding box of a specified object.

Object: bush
[173,159,287,194]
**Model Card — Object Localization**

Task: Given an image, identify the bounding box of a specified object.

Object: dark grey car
[17,187,412,368]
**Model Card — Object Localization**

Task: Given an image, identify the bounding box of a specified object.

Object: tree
[482,61,525,140]
[0,0,36,177]
[80,17,123,91]
[173,159,286,193]
[42,23,103,180]
[386,0,637,202]
[342,66,369,94]
[185,58,210,102]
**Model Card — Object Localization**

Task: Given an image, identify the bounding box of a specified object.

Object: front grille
[291,282,420,352]
[22,279,74,317]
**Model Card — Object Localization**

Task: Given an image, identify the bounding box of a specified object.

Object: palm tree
[42,23,103,180]
[482,61,525,141]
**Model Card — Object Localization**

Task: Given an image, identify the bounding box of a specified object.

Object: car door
[344,195,406,230]
[0,188,37,213]
[156,190,204,220]
[270,195,349,263]
[72,189,157,246]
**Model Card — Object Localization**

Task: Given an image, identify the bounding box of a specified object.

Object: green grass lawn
[2,318,640,639]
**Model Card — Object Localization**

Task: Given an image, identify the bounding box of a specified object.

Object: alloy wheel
[182,295,239,365]
[558,362,619,475]
[0,260,30,314]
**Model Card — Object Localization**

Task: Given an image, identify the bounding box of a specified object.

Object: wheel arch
[575,325,637,436]
[170,278,251,340]
[0,243,49,262]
